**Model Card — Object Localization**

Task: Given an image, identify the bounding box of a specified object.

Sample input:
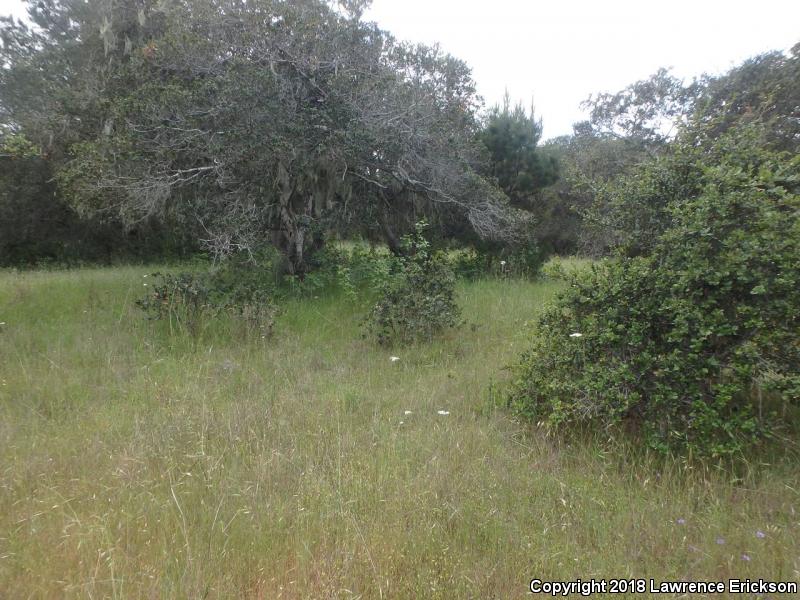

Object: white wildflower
[390,356,400,362]
[404,410,412,415]
[500,260,506,266]
[437,410,450,415]
[569,332,583,338]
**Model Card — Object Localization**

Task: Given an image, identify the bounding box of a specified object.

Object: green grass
[1,266,798,598]
[539,255,597,281]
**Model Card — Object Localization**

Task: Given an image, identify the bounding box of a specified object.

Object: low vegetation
[364,223,461,345]
[1,267,798,597]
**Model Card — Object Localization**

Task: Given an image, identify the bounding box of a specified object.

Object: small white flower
[500,260,506,266]
[437,410,450,415]
[399,420,404,425]
[390,356,400,362]
[0,322,5,325]
[143,283,148,287]
[569,332,583,338]
[143,274,148,278]
[404,410,412,415]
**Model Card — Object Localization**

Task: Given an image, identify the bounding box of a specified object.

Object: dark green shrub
[503,238,545,277]
[364,222,461,345]
[508,133,800,457]
[451,248,486,279]
[342,243,393,293]
[136,272,215,336]
[451,237,544,280]
[280,242,392,300]
[208,248,283,303]
[137,258,278,338]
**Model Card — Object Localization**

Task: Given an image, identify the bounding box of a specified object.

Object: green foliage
[451,211,546,280]
[449,248,487,280]
[451,241,544,280]
[586,118,799,259]
[581,67,696,145]
[539,129,651,257]
[277,242,392,301]
[561,46,799,257]
[0,148,192,267]
[502,238,546,278]
[365,222,461,345]
[136,260,278,338]
[9,0,517,274]
[1,133,39,158]
[539,256,595,282]
[8,266,799,595]
[689,44,800,153]
[136,272,214,336]
[509,130,800,457]
[340,243,393,293]
[481,94,558,209]
[581,143,704,257]
[281,242,392,300]
[0,153,73,265]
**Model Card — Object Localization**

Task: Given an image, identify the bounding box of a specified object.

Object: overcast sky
[366,0,800,139]
[2,0,798,139]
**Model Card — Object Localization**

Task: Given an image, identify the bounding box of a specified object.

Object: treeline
[1,0,556,269]
[540,48,800,255]
[0,141,196,265]
[3,1,796,274]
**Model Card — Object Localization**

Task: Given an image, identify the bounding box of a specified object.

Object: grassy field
[1,265,798,598]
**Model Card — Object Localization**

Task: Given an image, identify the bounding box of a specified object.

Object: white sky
[366,0,800,139]
[2,0,798,139]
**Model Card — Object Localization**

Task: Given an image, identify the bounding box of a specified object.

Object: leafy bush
[137,272,215,337]
[450,248,488,279]
[581,147,703,258]
[364,222,461,345]
[282,242,392,300]
[343,243,393,292]
[451,238,545,280]
[137,259,278,338]
[539,256,595,281]
[508,131,800,457]
[502,239,546,277]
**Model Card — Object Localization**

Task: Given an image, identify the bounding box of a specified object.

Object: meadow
[0,265,798,598]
